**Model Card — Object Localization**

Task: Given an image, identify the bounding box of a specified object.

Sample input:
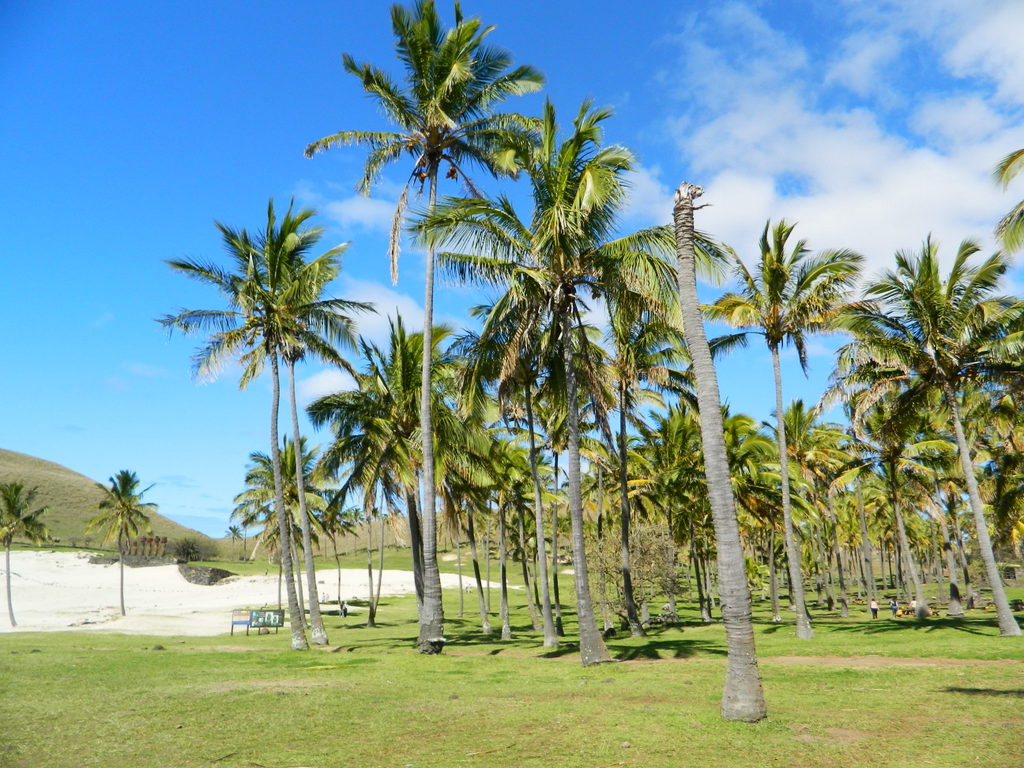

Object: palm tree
[0,481,49,626]
[835,238,1024,635]
[276,234,369,646]
[707,220,862,639]
[87,470,155,617]
[305,1,543,654]
[162,200,346,651]
[672,182,767,722]
[426,101,678,665]
[226,524,243,560]
[995,148,1024,252]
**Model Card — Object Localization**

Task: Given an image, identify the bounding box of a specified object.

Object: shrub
[172,537,216,563]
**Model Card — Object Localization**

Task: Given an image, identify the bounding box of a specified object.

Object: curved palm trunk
[525,384,558,647]
[943,388,1020,635]
[417,166,445,654]
[269,354,308,650]
[560,311,610,666]
[5,543,15,627]
[855,479,877,604]
[673,182,767,721]
[938,497,964,617]
[287,360,328,645]
[618,382,644,637]
[770,346,813,639]
[465,505,493,635]
[498,504,512,640]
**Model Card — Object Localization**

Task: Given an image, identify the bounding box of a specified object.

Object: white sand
[1,550,489,636]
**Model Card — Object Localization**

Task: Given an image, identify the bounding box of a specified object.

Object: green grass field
[2,567,1021,768]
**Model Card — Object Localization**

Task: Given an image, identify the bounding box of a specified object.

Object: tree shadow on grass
[941,686,1024,697]
[610,639,727,661]
[825,617,997,637]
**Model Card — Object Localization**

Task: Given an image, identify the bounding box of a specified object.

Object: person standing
[888,598,898,618]
[869,598,879,619]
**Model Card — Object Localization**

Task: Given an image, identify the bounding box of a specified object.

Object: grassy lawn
[2,579,1022,768]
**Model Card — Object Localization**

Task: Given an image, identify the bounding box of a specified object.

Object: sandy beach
[1,550,477,636]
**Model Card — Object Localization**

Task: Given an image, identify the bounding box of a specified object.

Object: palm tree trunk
[456,533,464,617]
[291,538,307,630]
[942,386,1020,635]
[269,353,308,650]
[374,515,385,616]
[889,480,930,618]
[939,496,964,617]
[466,505,493,635]
[405,489,424,608]
[417,164,445,654]
[366,511,376,628]
[551,452,565,636]
[673,182,766,721]
[5,543,15,627]
[770,346,813,639]
[515,506,541,631]
[286,359,328,645]
[560,310,610,666]
[855,479,876,604]
[827,498,848,617]
[119,545,126,617]
[525,384,558,647]
[768,528,781,623]
[498,504,512,640]
[618,380,644,637]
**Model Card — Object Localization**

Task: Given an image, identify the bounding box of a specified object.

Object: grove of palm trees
[4,2,1024,766]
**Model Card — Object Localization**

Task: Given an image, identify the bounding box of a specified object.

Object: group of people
[868,598,920,618]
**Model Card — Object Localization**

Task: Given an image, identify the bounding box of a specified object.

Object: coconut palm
[275,235,369,646]
[707,219,862,639]
[0,481,49,627]
[425,100,679,665]
[305,1,543,654]
[835,238,1024,635]
[161,200,347,650]
[672,182,767,722]
[995,148,1024,252]
[87,470,155,617]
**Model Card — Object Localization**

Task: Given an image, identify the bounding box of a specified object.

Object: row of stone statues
[128,537,169,557]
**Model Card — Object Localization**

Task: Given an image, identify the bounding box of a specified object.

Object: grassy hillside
[0,448,211,546]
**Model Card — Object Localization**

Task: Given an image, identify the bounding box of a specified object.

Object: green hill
[0,449,211,547]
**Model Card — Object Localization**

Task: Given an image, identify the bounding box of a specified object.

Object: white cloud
[622,166,673,226]
[664,1,1020,279]
[297,368,356,402]
[324,195,396,233]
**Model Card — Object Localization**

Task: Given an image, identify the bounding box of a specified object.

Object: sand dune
[1,550,481,636]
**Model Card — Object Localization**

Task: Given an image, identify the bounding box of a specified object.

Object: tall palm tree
[835,238,1024,635]
[226,524,243,560]
[276,236,369,646]
[161,200,346,651]
[707,220,862,639]
[426,100,677,665]
[87,470,155,617]
[995,148,1024,252]
[305,1,543,654]
[672,182,767,722]
[0,481,49,627]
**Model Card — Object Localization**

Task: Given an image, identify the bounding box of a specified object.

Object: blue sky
[3,0,1022,536]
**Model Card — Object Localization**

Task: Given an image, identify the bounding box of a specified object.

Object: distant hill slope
[0,449,210,546]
